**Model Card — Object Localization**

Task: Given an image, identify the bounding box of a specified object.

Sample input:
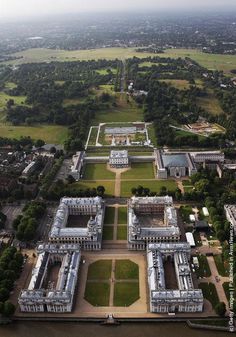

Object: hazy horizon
[1,0,236,20]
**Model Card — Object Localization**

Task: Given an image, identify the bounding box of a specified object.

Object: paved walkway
[106,165,130,197]
[109,259,116,306]
[197,256,229,312]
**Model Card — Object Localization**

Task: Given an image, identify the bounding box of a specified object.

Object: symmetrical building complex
[147,243,203,313]
[19,243,81,313]
[49,197,105,250]
[128,196,180,250]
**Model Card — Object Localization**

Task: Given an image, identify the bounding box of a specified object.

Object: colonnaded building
[128,196,180,250]
[109,150,129,168]
[224,204,236,235]
[49,197,105,250]
[147,243,203,313]
[19,243,81,313]
[155,150,197,179]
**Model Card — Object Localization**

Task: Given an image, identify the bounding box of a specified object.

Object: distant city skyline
[1,0,236,19]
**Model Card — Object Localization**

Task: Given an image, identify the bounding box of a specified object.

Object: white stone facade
[109,150,129,168]
[49,197,105,250]
[70,151,84,181]
[147,243,203,313]
[128,196,180,250]
[224,204,236,235]
[19,244,81,313]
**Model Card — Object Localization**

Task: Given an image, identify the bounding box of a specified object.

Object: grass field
[92,93,143,124]
[213,255,229,277]
[120,180,177,197]
[83,163,115,180]
[198,282,219,309]
[84,282,110,306]
[0,91,27,109]
[0,124,68,144]
[103,226,114,240]
[96,68,117,75]
[117,226,127,240]
[87,260,112,280]
[115,260,139,279]
[118,207,127,224]
[196,90,224,115]
[147,124,158,147]
[5,47,236,75]
[104,207,115,224]
[72,180,115,197]
[113,282,139,306]
[121,162,155,179]
[160,79,191,90]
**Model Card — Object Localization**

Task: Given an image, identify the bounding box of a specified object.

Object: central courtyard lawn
[84,282,110,306]
[120,180,177,197]
[121,162,155,179]
[198,283,219,309]
[115,260,139,279]
[118,207,127,224]
[117,226,127,240]
[83,163,115,180]
[87,260,112,280]
[103,226,114,240]
[104,207,115,224]
[72,180,115,197]
[0,124,68,144]
[113,282,139,306]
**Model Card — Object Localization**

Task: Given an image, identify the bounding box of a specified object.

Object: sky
[0,0,236,19]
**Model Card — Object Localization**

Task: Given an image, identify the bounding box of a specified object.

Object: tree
[3,301,15,317]
[97,186,105,196]
[35,139,45,148]
[131,187,137,195]
[67,175,75,184]
[215,302,226,317]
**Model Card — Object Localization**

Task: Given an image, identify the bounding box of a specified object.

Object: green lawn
[113,282,139,306]
[83,163,115,180]
[117,226,127,240]
[87,260,112,280]
[115,260,139,279]
[147,124,158,147]
[121,162,155,179]
[214,255,229,277]
[104,207,115,224]
[196,255,211,278]
[87,127,99,146]
[0,124,68,144]
[118,207,127,224]
[84,282,110,306]
[103,226,114,240]
[120,180,177,197]
[96,68,117,75]
[72,180,115,197]
[198,282,219,308]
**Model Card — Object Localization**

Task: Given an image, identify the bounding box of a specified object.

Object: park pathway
[109,259,116,306]
[198,256,229,312]
[113,206,118,240]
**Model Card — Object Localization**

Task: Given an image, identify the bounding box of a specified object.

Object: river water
[0,322,230,337]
